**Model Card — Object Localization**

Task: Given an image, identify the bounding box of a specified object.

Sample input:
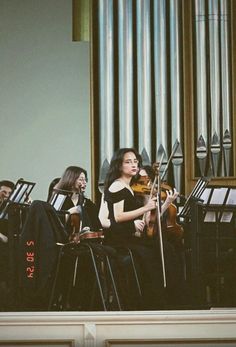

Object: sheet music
[200,188,212,204]
[0,179,35,219]
[178,176,210,218]
[10,183,28,203]
[209,188,228,205]
[9,183,22,201]
[52,194,66,211]
[204,188,227,222]
[219,189,236,223]
[204,211,219,223]
[225,189,236,205]
[49,188,72,211]
[220,211,233,223]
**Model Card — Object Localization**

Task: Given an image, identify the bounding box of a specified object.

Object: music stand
[49,188,73,211]
[202,187,229,223]
[220,188,236,223]
[0,179,35,219]
[178,176,210,219]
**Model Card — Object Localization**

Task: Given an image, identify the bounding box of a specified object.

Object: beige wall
[0,310,236,346]
[0,0,91,200]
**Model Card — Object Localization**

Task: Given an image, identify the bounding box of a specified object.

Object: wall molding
[0,310,236,346]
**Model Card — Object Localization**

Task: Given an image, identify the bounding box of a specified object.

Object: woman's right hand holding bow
[144,196,157,212]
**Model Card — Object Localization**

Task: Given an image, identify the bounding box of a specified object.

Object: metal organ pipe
[154,0,168,178]
[208,0,221,176]
[169,0,183,192]
[118,0,134,148]
[98,0,114,167]
[136,0,152,160]
[220,0,232,176]
[195,0,208,176]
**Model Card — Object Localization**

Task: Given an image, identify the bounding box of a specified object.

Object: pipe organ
[91,0,235,198]
[194,0,232,178]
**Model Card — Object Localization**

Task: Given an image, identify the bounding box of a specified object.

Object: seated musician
[99,148,185,309]
[134,164,186,305]
[0,180,14,205]
[18,169,101,310]
[134,165,183,246]
[0,180,14,309]
[133,165,179,231]
[54,166,102,239]
[49,167,104,310]
[0,180,15,238]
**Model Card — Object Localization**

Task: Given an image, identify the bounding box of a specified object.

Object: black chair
[113,246,143,310]
[48,241,122,311]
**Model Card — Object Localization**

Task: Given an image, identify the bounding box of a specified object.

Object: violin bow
[141,160,160,222]
[160,139,180,181]
[153,162,167,288]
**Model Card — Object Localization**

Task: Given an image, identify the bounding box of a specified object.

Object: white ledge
[1,309,236,325]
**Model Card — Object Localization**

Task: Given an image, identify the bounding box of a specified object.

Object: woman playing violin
[52,166,102,309]
[135,165,180,234]
[99,148,170,309]
[99,148,186,309]
[55,166,102,235]
[100,149,161,242]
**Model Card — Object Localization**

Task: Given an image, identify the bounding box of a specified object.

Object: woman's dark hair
[104,148,142,192]
[131,165,155,185]
[140,165,155,182]
[55,166,87,192]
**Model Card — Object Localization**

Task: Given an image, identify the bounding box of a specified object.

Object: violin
[132,175,172,198]
[131,175,152,195]
[160,182,184,247]
[80,230,104,241]
[69,214,104,243]
[131,168,184,245]
[131,163,160,238]
[69,213,82,243]
[146,162,160,238]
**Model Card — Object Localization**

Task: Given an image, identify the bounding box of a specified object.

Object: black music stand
[0,179,35,219]
[178,176,210,220]
[220,188,236,223]
[49,188,73,211]
[202,186,229,223]
[191,189,236,307]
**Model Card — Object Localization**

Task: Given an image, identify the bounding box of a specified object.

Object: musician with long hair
[99,148,186,309]
[99,148,169,309]
[55,166,101,232]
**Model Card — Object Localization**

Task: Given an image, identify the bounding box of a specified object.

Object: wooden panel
[106,339,236,347]
[72,0,90,42]
[231,0,236,176]
[0,340,74,347]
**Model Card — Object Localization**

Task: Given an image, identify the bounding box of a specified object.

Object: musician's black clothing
[104,187,167,309]
[104,187,138,244]
[104,186,185,309]
[62,195,102,231]
[0,219,8,286]
[0,215,11,310]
